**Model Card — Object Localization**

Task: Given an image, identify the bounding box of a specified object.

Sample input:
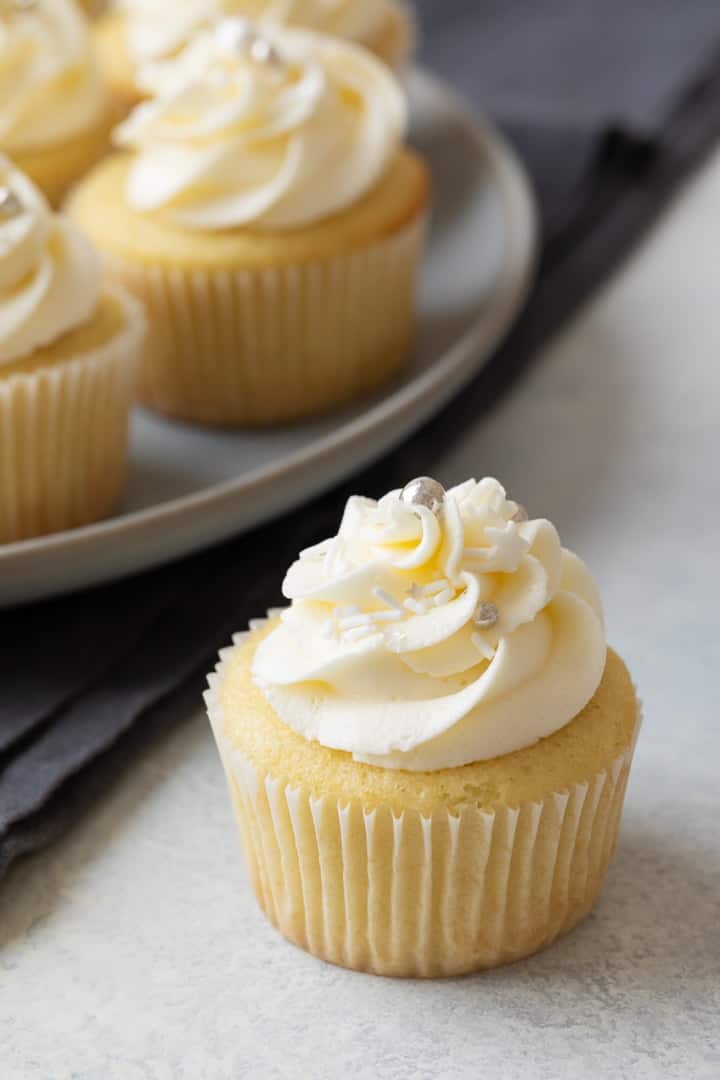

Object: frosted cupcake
[206,476,641,977]
[0,159,144,543]
[95,0,415,113]
[68,20,429,426]
[0,0,115,207]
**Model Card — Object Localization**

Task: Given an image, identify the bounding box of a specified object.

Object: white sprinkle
[336,605,360,618]
[371,611,403,622]
[338,614,375,630]
[404,597,427,616]
[372,586,402,611]
[406,582,424,601]
[215,17,254,58]
[343,626,379,643]
[421,579,448,596]
[433,587,454,606]
[463,547,492,560]
[471,632,495,660]
[321,619,336,639]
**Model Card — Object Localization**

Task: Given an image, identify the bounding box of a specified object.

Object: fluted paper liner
[102,213,426,426]
[206,619,640,978]
[0,287,144,544]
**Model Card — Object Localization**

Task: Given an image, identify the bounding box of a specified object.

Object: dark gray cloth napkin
[3,1,720,877]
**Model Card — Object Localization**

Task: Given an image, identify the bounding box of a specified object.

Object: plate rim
[0,69,539,606]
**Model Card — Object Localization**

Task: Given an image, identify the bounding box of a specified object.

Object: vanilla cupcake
[68,21,429,426]
[0,159,144,543]
[95,0,414,113]
[0,0,115,207]
[205,477,641,977]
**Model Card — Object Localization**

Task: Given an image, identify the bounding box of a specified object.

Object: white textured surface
[3,151,720,1079]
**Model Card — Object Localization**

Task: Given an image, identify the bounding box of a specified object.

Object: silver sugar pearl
[400,477,445,514]
[511,504,528,523]
[249,36,282,65]
[0,186,22,219]
[473,601,499,629]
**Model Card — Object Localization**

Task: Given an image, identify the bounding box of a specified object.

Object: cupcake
[0,159,144,543]
[0,0,115,207]
[205,476,641,977]
[95,0,415,113]
[68,20,429,426]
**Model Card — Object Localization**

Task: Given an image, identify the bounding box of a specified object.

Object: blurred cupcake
[95,0,414,112]
[205,476,641,976]
[0,0,115,206]
[0,159,144,543]
[68,20,429,426]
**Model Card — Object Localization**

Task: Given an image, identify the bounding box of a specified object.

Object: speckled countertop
[2,151,719,1080]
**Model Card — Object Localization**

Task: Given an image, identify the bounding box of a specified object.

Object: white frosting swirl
[0,157,101,365]
[119,0,397,65]
[253,478,607,771]
[0,0,105,153]
[114,21,407,230]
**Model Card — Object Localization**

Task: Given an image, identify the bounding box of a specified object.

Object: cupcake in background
[95,0,415,113]
[0,0,115,206]
[0,158,144,543]
[68,20,429,426]
[206,476,641,977]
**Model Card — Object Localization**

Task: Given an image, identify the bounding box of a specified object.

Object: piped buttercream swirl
[118,0,399,65]
[114,20,407,230]
[252,478,607,771]
[0,0,105,153]
[0,157,101,365]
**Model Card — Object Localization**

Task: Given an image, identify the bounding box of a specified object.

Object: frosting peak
[119,0,398,65]
[252,478,607,771]
[114,20,407,230]
[0,0,105,153]
[0,157,101,365]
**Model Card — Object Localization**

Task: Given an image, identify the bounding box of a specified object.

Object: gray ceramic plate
[0,70,538,607]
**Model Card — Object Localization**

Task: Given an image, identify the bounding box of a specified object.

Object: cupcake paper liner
[0,287,144,544]
[205,617,641,978]
[102,212,426,426]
